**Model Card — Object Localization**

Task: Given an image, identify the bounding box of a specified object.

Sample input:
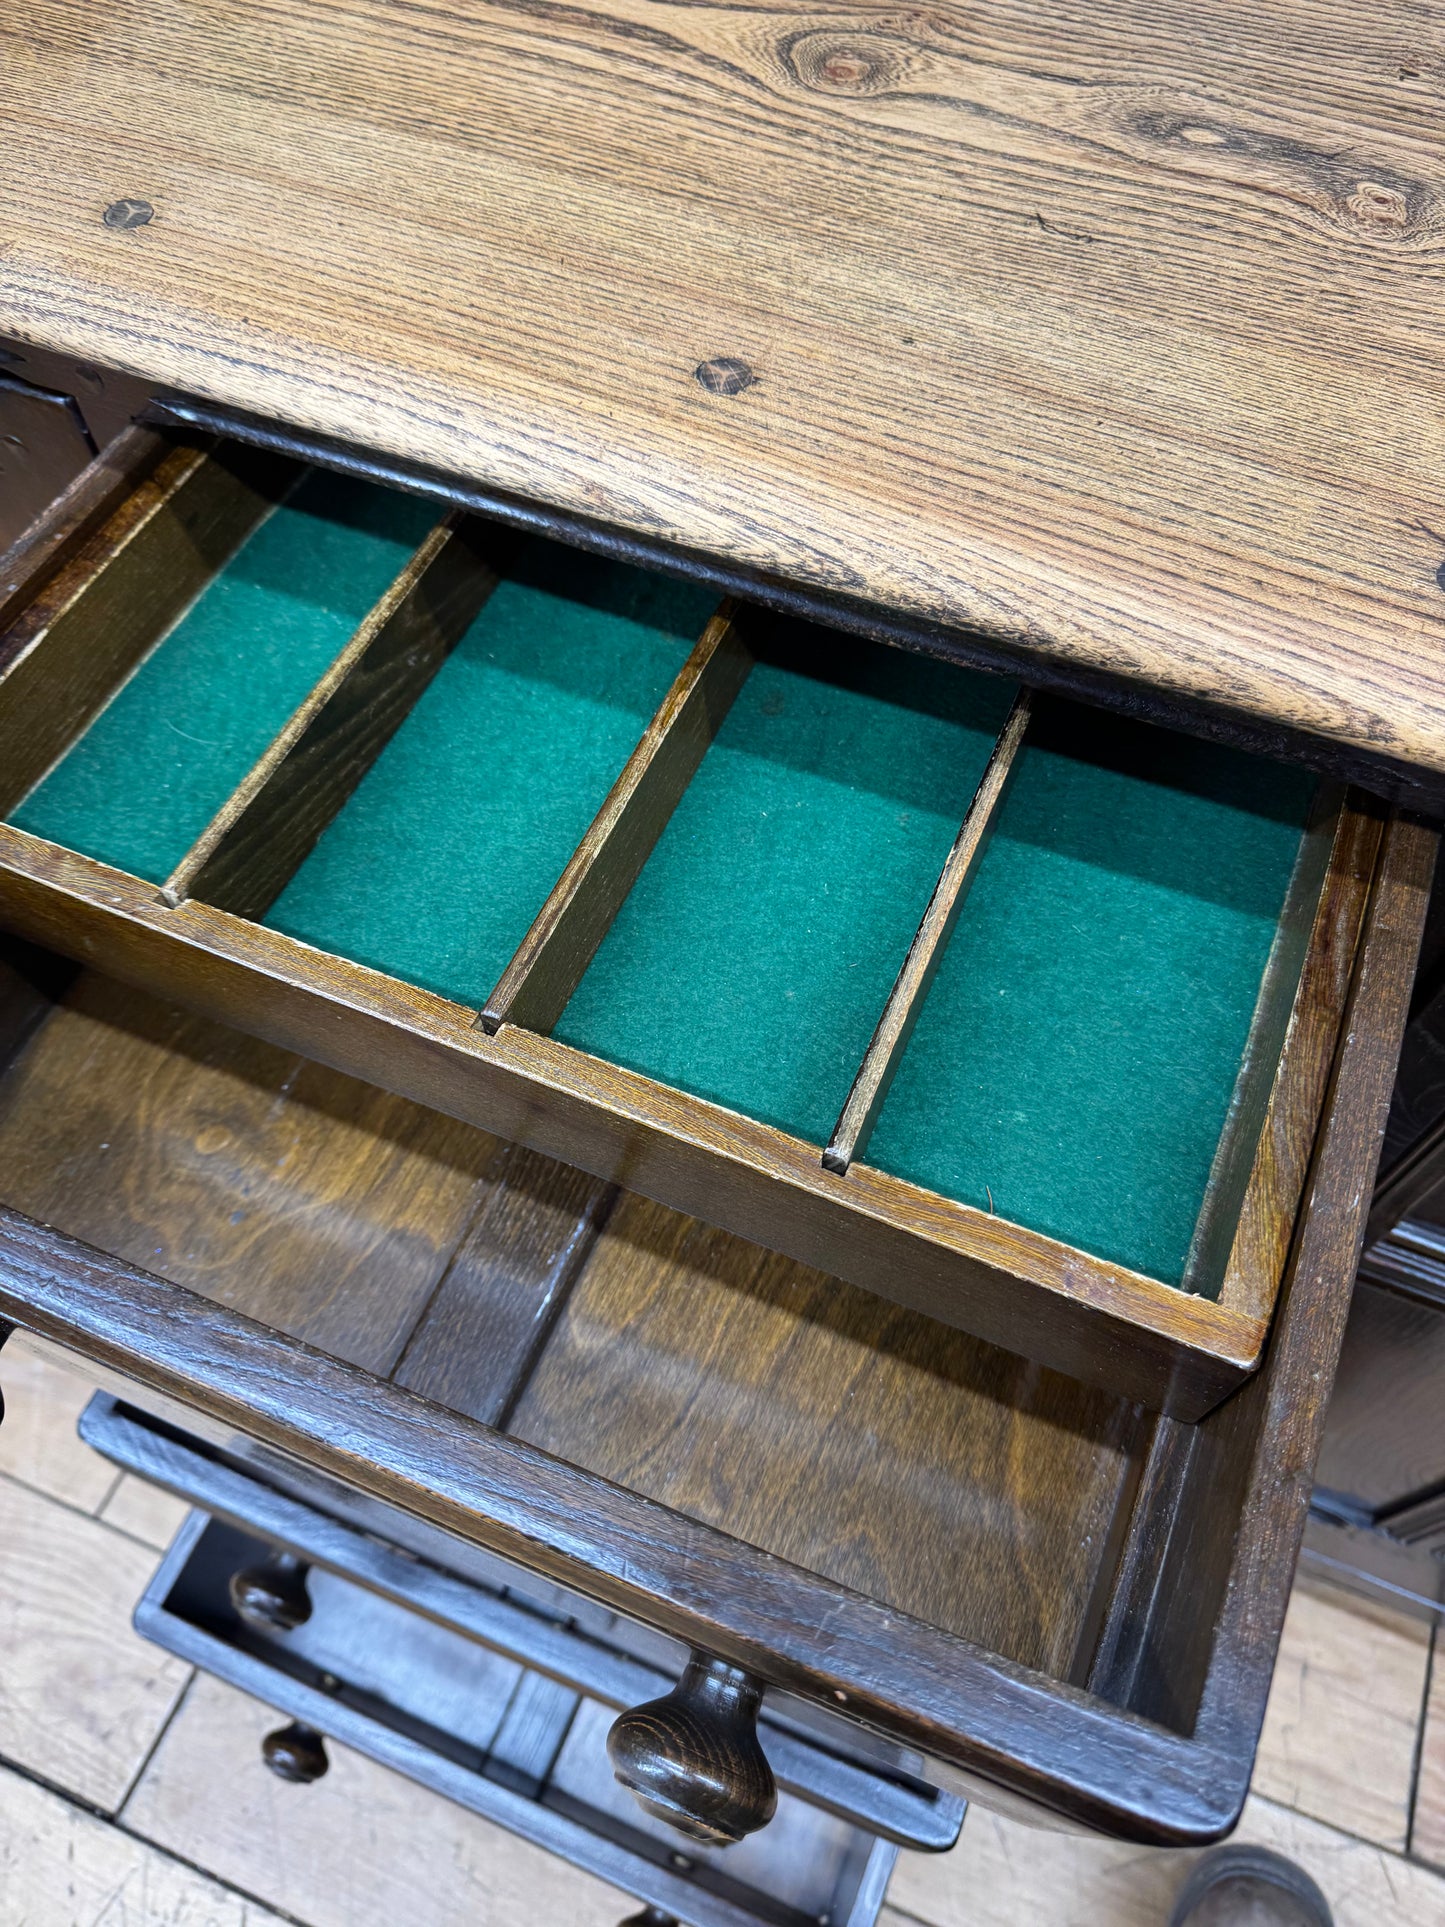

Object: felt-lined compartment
[263,539,717,1005]
[555,627,1019,1148]
[865,702,1316,1286]
[10,470,438,882]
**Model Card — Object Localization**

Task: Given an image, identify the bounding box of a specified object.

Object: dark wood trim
[0,1202,1259,1843]
[0,422,170,637]
[0,441,297,817]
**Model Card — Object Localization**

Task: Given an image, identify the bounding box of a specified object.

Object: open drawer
[0,760,1426,1845]
[0,435,1402,1413]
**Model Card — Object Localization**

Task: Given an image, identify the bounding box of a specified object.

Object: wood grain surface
[0,972,502,1373]
[512,1188,1144,1671]
[7,5,1445,774]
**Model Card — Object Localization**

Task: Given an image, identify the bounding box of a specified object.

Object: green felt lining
[864,702,1315,1287]
[560,655,1314,1289]
[10,469,439,883]
[555,629,1019,1148]
[263,539,717,1005]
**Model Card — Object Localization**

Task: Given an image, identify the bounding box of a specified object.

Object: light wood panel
[890,1793,1445,1927]
[1252,1576,1432,1851]
[99,1471,194,1551]
[0,1328,119,1510]
[0,1757,292,1927]
[0,1475,192,1811]
[7,4,1445,778]
[1410,1632,1445,1872]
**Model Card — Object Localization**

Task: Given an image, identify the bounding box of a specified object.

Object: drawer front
[135,1506,899,1927]
[0,431,1387,1414]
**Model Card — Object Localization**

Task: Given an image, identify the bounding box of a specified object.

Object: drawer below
[135,1506,898,1927]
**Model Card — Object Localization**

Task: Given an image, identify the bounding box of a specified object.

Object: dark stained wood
[0,422,169,637]
[825,688,1030,1174]
[168,515,506,916]
[0,371,95,555]
[1209,792,1381,1317]
[0,441,296,814]
[1115,812,1436,1738]
[229,1552,314,1633]
[0,821,1291,1417]
[0,1209,1233,1838]
[261,1722,330,1784]
[1312,1279,1445,1514]
[0,972,501,1374]
[606,1653,777,1846]
[482,604,748,1036]
[511,1189,1145,1670]
[0,813,1418,1844]
[392,1141,617,1427]
[8,6,1445,786]
[0,335,156,453]
[0,793,1414,1845]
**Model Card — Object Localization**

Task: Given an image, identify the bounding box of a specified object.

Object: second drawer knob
[606,1651,777,1847]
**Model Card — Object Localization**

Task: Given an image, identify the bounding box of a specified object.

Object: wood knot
[784,29,903,96]
[694,357,756,396]
[1347,180,1410,228]
[103,198,154,230]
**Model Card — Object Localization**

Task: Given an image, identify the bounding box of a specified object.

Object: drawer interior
[0,436,1366,1409]
[868,705,1317,1285]
[11,463,437,881]
[264,538,715,1003]
[0,965,1141,1678]
[554,635,1016,1148]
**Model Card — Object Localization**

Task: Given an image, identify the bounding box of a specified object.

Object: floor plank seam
[109,1812,320,1927]
[115,1664,199,1819]
[0,1463,184,1554]
[0,1745,137,1825]
[1406,1620,1438,1862]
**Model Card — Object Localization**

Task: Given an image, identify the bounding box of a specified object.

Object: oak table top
[4,1,1445,775]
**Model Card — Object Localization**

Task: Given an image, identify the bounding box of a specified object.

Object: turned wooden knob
[229,1552,313,1632]
[261,1721,329,1783]
[606,1652,776,1846]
